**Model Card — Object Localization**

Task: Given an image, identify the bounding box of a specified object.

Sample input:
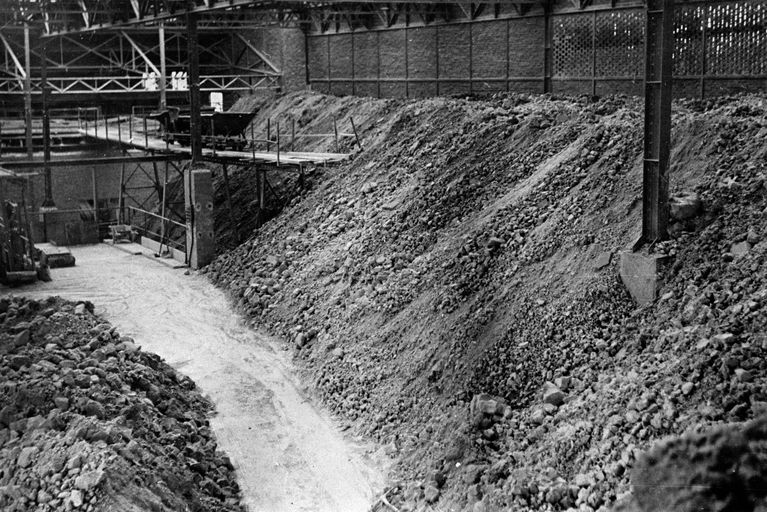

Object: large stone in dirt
[594,251,612,270]
[731,241,751,257]
[629,414,767,512]
[0,405,16,426]
[542,382,565,407]
[471,394,501,416]
[669,192,702,221]
[17,446,39,468]
[75,469,104,491]
[69,489,84,508]
[424,484,440,503]
[13,329,30,347]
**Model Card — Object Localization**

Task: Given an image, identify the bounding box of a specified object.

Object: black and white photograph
[0,1,765,511]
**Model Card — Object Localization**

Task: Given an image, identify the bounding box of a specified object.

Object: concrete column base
[618,251,669,306]
[184,168,215,270]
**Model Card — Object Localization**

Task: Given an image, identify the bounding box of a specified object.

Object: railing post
[210,117,216,157]
[350,117,363,150]
[267,118,271,152]
[251,121,256,160]
[333,116,339,153]
[276,121,280,166]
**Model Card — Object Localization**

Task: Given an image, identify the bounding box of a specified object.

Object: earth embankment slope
[208,91,767,511]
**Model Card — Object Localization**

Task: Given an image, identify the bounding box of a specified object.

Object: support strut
[642,0,674,243]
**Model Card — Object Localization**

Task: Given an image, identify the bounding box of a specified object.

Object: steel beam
[1,154,184,169]
[23,25,33,158]
[642,0,674,243]
[120,30,161,75]
[159,22,167,108]
[187,11,202,163]
[40,38,54,210]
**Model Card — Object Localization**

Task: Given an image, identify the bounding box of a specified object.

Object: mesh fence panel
[708,1,767,75]
[595,10,645,78]
[554,1,766,80]
[553,14,593,77]
[674,4,704,75]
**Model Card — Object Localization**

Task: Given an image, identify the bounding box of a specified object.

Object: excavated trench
[19,244,387,512]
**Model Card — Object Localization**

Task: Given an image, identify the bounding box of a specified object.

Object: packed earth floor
[2,246,385,512]
[2,90,767,512]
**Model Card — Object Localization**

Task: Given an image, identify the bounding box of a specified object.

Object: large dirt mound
[206,91,767,511]
[618,413,767,512]
[0,296,244,512]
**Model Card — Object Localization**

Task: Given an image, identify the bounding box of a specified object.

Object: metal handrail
[127,205,186,230]
[126,206,186,253]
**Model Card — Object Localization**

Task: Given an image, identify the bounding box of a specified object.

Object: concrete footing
[619,251,669,306]
[184,168,215,270]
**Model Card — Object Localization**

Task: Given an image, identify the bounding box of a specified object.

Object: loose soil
[207,91,767,511]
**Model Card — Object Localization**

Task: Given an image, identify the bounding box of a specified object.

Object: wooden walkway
[80,121,350,167]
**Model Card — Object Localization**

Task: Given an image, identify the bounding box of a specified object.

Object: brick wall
[304,0,766,99]
[307,18,550,98]
[239,27,307,93]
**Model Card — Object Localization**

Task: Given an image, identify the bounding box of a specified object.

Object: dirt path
[18,244,387,512]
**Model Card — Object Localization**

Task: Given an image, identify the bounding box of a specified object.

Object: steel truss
[0,29,281,97]
[119,156,187,250]
[1,1,549,35]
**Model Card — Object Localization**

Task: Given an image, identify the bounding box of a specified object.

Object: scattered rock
[731,241,751,257]
[594,251,612,270]
[17,446,39,468]
[424,484,440,503]
[669,192,702,221]
[542,382,565,407]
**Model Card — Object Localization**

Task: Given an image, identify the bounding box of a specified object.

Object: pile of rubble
[207,91,767,511]
[0,296,243,512]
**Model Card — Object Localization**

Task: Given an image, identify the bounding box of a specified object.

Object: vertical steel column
[435,26,441,96]
[505,19,510,92]
[376,32,381,98]
[404,27,409,98]
[591,11,597,97]
[40,38,53,209]
[543,3,553,93]
[159,22,167,109]
[326,36,331,94]
[350,31,355,96]
[699,3,708,99]
[23,24,33,159]
[187,12,202,163]
[467,23,472,95]
[91,167,98,236]
[118,162,125,224]
[642,0,674,243]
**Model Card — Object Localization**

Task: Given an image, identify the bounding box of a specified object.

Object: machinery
[0,168,75,286]
[149,106,256,150]
[0,168,44,284]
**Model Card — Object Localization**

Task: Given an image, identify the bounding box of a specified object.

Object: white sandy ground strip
[10,244,386,512]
